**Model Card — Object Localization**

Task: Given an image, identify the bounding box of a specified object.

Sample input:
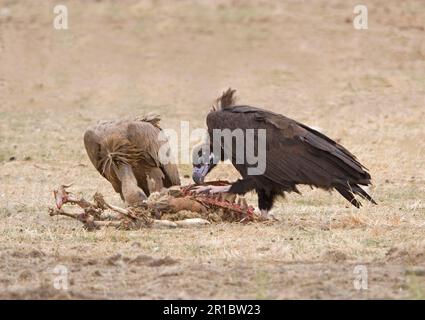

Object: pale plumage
[84,114,180,206]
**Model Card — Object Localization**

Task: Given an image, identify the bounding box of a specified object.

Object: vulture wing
[84,116,180,197]
[127,120,180,188]
[83,129,102,173]
[207,105,375,207]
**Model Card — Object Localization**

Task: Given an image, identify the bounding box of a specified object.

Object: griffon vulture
[192,89,376,218]
[84,114,180,206]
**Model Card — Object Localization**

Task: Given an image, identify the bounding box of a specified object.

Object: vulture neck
[114,164,147,203]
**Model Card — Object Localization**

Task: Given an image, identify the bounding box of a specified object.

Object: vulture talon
[240,197,248,210]
[260,210,279,221]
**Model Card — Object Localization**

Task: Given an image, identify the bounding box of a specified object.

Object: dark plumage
[192,89,376,216]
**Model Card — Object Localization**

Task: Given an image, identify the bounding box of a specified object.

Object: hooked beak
[192,164,210,185]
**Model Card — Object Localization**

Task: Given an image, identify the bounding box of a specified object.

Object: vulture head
[191,88,237,185]
[192,143,217,184]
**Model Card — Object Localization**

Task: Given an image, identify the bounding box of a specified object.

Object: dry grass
[0,0,424,299]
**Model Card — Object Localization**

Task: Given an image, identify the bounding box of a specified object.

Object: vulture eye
[192,142,212,167]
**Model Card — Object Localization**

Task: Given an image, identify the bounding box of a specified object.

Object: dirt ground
[0,0,424,299]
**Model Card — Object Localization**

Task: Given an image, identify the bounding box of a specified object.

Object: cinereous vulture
[84,114,180,206]
[192,89,376,218]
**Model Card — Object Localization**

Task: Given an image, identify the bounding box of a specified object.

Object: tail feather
[99,135,145,179]
[335,185,362,208]
[335,183,377,208]
[351,184,377,205]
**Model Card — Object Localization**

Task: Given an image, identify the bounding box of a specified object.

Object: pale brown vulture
[192,89,376,218]
[84,114,180,206]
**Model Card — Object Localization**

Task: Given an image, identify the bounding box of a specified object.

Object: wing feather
[127,121,180,187]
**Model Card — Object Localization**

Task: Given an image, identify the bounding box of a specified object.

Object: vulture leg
[114,164,147,207]
[227,179,281,220]
[257,189,279,220]
[145,167,166,193]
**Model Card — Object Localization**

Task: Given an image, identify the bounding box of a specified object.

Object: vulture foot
[260,210,279,221]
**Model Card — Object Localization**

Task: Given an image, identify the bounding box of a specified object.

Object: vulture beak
[192,164,210,185]
[192,153,216,185]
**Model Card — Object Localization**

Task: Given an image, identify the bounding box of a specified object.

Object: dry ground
[0,0,424,299]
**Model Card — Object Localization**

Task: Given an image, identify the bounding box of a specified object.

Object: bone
[103,202,130,215]
[175,218,210,227]
[239,197,248,210]
[49,207,81,219]
[92,192,141,220]
[152,220,177,228]
[54,185,93,209]
[49,208,100,230]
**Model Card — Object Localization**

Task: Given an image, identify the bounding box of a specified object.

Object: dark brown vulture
[192,89,376,218]
[84,114,180,206]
